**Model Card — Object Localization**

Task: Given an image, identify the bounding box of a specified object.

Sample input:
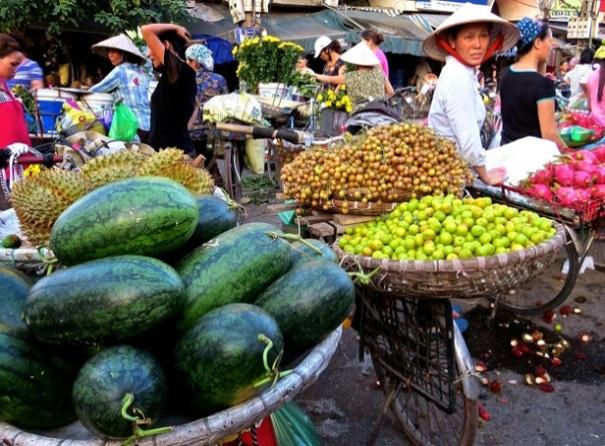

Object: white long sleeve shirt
[428,56,486,166]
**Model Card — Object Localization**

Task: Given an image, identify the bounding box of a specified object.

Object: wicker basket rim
[334,222,567,273]
[0,328,343,446]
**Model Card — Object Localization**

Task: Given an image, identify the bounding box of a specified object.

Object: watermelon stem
[36,246,57,275]
[266,232,323,256]
[348,266,380,285]
[254,334,292,389]
[120,393,174,446]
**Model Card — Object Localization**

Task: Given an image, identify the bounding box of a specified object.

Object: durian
[138,148,190,176]
[10,169,89,245]
[80,150,147,188]
[140,148,214,195]
[160,163,214,196]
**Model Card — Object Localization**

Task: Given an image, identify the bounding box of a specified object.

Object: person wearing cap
[499,18,566,149]
[424,3,519,185]
[340,41,394,109]
[585,41,605,127]
[141,23,196,154]
[90,34,152,141]
[185,43,228,158]
[312,36,345,88]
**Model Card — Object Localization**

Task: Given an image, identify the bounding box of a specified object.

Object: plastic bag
[108,102,139,142]
[270,401,321,446]
[245,138,265,174]
[57,101,106,136]
[203,92,266,125]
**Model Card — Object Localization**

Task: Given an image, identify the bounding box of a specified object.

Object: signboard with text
[415,0,487,13]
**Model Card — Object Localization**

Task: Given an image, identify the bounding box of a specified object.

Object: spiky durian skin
[10,169,89,246]
[138,148,190,176]
[80,150,147,188]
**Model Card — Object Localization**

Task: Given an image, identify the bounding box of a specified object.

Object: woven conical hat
[92,34,145,62]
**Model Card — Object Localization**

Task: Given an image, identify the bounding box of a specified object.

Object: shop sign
[415,0,487,12]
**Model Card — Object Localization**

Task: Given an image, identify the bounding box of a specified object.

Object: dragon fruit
[529,165,553,185]
[594,166,605,184]
[591,146,605,163]
[554,187,582,208]
[573,170,593,188]
[570,150,598,164]
[591,184,605,200]
[572,160,598,175]
[526,184,554,201]
[553,164,575,186]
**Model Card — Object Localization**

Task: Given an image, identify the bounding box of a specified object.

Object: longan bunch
[281,123,473,212]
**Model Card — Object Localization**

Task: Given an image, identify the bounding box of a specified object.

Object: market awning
[188,7,429,56]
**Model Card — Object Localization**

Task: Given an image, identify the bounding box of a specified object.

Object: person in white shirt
[564,48,595,101]
[423,4,519,185]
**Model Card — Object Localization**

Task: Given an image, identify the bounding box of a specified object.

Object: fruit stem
[254,334,291,389]
[122,425,174,446]
[120,393,139,422]
[348,266,380,285]
[36,246,57,275]
[266,231,323,255]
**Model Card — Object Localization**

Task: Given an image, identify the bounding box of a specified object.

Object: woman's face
[319,49,330,62]
[107,49,124,66]
[560,61,569,72]
[448,23,490,66]
[0,51,24,80]
[186,59,199,70]
[535,29,553,63]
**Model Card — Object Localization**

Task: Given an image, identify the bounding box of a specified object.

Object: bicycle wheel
[373,356,477,446]
[495,232,579,315]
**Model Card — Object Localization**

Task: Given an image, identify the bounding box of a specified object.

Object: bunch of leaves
[289,72,318,98]
[11,85,36,114]
[0,0,188,34]
[234,35,304,87]
[316,85,352,113]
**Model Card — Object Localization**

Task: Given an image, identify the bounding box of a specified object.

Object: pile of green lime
[337,195,556,261]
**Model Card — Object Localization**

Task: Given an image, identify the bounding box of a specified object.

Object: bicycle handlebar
[215,122,306,144]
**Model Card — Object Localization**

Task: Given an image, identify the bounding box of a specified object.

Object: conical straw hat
[423,3,519,62]
[92,34,146,63]
[340,41,380,67]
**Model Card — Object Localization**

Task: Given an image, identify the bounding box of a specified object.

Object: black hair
[0,33,21,59]
[361,29,384,46]
[580,48,594,64]
[516,21,550,56]
[158,30,187,84]
[324,40,342,55]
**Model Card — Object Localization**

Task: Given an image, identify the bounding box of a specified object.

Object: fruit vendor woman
[424,4,519,185]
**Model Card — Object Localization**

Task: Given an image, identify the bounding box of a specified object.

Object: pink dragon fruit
[591,184,605,200]
[554,187,580,208]
[591,146,605,163]
[594,166,605,184]
[572,160,598,174]
[573,170,593,188]
[570,150,598,164]
[526,184,554,201]
[529,165,553,185]
[575,188,592,202]
[553,164,575,186]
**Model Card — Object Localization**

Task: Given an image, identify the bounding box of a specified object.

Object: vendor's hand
[480,167,507,186]
[7,143,29,157]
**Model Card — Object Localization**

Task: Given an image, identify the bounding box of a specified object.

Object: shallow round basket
[334,223,567,299]
[0,327,342,446]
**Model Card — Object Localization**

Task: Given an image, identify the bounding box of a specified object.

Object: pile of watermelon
[519,148,605,210]
[0,177,354,442]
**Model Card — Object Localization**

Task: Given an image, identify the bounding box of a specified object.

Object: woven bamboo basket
[0,327,342,446]
[334,223,567,299]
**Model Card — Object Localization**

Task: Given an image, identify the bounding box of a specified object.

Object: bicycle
[335,220,568,446]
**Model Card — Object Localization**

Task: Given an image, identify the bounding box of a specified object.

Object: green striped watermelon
[50,177,199,265]
[176,222,291,332]
[0,266,31,332]
[24,255,184,346]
